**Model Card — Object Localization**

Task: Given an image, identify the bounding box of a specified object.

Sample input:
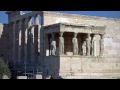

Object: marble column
[24,17,32,64]
[34,14,39,25]
[100,34,104,56]
[15,22,19,65]
[12,22,16,65]
[30,26,34,63]
[34,14,39,63]
[28,17,32,64]
[92,35,96,56]
[86,33,91,56]
[59,32,64,55]
[18,20,22,63]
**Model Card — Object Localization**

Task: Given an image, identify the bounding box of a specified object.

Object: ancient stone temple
[0,11,120,79]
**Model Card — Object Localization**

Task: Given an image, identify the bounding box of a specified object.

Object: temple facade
[0,11,120,79]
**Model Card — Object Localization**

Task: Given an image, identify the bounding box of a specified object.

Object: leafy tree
[0,57,11,79]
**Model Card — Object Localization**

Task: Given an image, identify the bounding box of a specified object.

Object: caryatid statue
[100,34,104,56]
[82,40,86,55]
[50,34,56,56]
[72,33,78,55]
[86,33,91,56]
[59,32,64,55]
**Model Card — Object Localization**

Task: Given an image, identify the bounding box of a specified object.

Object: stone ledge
[45,55,105,58]
[60,72,120,79]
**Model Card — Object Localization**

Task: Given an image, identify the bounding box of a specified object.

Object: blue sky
[0,11,120,24]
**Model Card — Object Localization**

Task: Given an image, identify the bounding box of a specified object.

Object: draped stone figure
[72,33,78,55]
[100,35,104,56]
[59,32,64,55]
[86,34,91,56]
[82,40,86,55]
[50,35,56,56]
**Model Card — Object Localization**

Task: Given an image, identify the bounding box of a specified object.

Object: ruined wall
[0,24,9,61]
[43,56,120,79]
[60,56,120,79]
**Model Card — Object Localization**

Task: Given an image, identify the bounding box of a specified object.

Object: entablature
[43,23,106,35]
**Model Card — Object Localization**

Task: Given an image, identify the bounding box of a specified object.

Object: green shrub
[0,57,11,79]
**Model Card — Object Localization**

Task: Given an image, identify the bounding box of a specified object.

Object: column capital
[73,32,78,37]
[13,21,17,25]
[18,20,22,25]
[34,14,39,25]
[18,20,22,29]
[92,34,96,41]
[100,34,104,36]
[100,34,105,39]
[34,14,39,19]
[28,17,32,28]
[60,32,64,34]
[12,21,16,28]
[25,18,29,27]
[92,34,96,36]
[60,32,64,37]
[87,33,91,37]
[74,32,78,34]
[50,33,55,38]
